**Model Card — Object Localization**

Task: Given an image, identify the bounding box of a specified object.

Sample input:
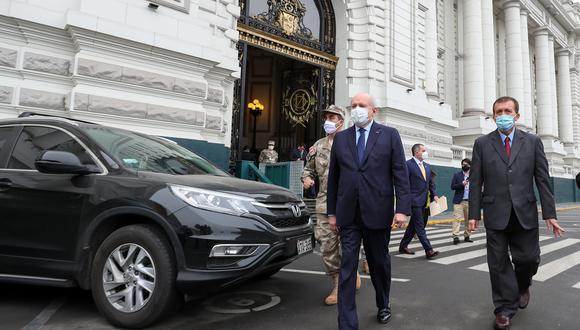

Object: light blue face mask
[495,115,515,132]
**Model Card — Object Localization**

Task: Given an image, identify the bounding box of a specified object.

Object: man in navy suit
[398,144,440,259]
[327,92,411,329]
[450,158,474,244]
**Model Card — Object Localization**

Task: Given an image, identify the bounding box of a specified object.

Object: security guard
[259,140,278,164]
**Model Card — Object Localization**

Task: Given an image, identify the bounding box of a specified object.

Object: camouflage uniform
[302,136,340,276]
[259,149,278,164]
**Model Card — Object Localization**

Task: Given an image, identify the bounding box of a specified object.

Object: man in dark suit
[450,158,474,244]
[290,143,307,163]
[468,96,565,330]
[327,92,410,329]
[398,144,440,259]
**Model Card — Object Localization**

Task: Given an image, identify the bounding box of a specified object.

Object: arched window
[240,0,334,54]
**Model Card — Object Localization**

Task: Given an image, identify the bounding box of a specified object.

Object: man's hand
[545,218,565,237]
[393,213,407,228]
[328,215,337,231]
[433,196,439,203]
[463,180,469,186]
[303,177,314,189]
[468,219,479,232]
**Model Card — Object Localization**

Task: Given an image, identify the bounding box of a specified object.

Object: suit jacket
[450,171,468,205]
[327,122,411,230]
[406,159,437,208]
[468,129,556,230]
[290,148,307,161]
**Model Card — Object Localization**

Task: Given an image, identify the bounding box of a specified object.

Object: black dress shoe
[425,250,439,259]
[399,247,415,255]
[519,288,530,309]
[453,237,460,245]
[377,307,392,324]
[494,314,510,330]
[464,237,474,243]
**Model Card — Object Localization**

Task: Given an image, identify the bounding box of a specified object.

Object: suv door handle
[0,178,13,191]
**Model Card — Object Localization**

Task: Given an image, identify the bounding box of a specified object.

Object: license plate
[297,236,313,255]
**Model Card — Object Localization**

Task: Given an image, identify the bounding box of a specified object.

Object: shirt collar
[357,120,374,132]
[413,157,422,165]
[498,128,515,143]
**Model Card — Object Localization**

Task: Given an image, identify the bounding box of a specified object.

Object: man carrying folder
[398,144,440,259]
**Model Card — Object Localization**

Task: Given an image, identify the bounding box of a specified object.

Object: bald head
[351,92,375,108]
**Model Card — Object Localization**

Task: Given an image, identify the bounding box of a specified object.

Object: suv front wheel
[90,224,180,328]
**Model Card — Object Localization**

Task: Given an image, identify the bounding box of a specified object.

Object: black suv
[0,113,313,328]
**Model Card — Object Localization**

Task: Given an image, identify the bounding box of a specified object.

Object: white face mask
[268,145,274,150]
[323,120,338,134]
[421,151,429,160]
[351,106,369,127]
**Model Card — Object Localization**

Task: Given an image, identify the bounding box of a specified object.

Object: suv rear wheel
[90,224,180,328]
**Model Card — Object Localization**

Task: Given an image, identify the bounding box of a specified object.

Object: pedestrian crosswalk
[391,226,580,289]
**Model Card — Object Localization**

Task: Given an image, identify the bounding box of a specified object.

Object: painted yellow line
[391,205,580,230]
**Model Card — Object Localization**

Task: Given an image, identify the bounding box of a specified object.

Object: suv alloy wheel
[90,224,181,328]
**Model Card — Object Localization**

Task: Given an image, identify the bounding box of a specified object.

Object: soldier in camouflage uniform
[259,140,278,164]
[302,105,361,306]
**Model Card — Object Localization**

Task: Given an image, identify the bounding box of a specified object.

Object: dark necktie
[357,127,366,163]
[505,136,511,157]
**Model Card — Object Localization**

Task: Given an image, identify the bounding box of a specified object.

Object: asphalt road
[2,207,580,330]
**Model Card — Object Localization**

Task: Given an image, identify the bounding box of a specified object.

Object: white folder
[429,196,448,217]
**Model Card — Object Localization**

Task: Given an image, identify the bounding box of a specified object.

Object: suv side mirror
[35,151,101,175]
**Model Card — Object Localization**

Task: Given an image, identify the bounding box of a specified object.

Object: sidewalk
[426,202,580,225]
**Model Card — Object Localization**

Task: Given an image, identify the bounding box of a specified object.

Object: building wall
[0,0,239,160]
[1,0,580,200]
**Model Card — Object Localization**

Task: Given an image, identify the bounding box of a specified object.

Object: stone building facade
[1,0,580,201]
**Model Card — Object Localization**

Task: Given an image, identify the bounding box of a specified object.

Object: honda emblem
[290,204,301,218]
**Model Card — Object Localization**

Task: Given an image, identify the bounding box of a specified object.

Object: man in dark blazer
[398,144,439,259]
[327,92,411,329]
[468,96,565,330]
[450,158,474,244]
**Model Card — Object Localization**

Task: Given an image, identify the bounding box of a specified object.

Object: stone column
[548,36,559,137]
[520,9,533,130]
[424,0,439,98]
[481,0,496,115]
[462,0,485,115]
[556,49,574,145]
[504,1,525,121]
[534,29,554,137]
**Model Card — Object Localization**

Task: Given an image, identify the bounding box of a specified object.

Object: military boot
[324,275,339,305]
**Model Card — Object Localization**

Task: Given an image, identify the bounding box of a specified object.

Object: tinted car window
[8,126,96,170]
[83,126,228,176]
[0,126,13,151]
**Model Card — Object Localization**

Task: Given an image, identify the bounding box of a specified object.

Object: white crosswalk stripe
[389,230,474,246]
[390,227,449,239]
[392,228,580,288]
[402,233,486,250]
[469,238,580,273]
[431,236,552,265]
[534,250,580,282]
[396,238,487,259]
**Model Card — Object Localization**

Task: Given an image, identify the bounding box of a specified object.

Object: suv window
[0,126,13,150]
[8,126,96,170]
[83,126,227,176]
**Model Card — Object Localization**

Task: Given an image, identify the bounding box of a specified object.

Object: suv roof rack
[18,112,99,125]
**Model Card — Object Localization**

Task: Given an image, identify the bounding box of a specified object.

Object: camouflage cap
[321,105,346,119]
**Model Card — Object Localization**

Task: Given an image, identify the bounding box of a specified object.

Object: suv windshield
[83,126,228,176]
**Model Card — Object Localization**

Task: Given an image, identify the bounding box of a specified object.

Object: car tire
[90,224,181,329]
